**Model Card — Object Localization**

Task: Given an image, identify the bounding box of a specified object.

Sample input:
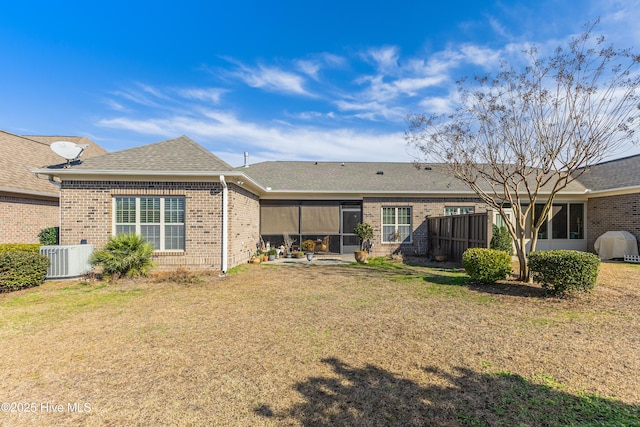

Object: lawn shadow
[420,271,551,298]
[346,258,548,299]
[255,358,640,426]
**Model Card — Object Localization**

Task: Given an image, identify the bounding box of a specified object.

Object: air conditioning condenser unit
[39,244,94,279]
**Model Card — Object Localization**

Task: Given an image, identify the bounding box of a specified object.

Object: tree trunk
[516,235,528,281]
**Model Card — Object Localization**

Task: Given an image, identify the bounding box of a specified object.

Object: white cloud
[178,88,227,104]
[110,89,162,108]
[459,44,502,68]
[488,16,512,39]
[103,99,128,112]
[394,76,448,94]
[230,62,312,96]
[419,93,459,114]
[334,99,406,121]
[286,110,336,121]
[98,110,408,165]
[296,60,321,79]
[364,46,400,72]
[137,83,171,100]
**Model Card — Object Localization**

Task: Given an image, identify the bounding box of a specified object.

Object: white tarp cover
[594,231,639,260]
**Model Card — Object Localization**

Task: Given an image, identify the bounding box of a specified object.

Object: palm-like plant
[90,233,155,277]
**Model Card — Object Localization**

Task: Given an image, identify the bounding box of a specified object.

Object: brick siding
[59,181,260,271]
[0,194,59,243]
[587,193,640,253]
[363,197,490,257]
[228,183,260,268]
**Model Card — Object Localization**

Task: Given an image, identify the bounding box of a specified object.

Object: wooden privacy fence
[427,212,492,262]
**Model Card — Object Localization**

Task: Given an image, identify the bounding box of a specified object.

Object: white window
[114,196,185,251]
[382,207,412,243]
[445,206,475,216]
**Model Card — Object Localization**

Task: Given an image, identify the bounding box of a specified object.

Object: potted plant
[268,248,277,261]
[283,233,296,258]
[250,252,262,263]
[301,239,316,261]
[353,222,374,263]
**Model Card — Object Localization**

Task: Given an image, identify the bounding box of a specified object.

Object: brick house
[34,135,640,272]
[0,130,106,243]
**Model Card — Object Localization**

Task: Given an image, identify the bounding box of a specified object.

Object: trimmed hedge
[462,248,512,284]
[490,225,513,255]
[38,226,59,245]
[0,243,41,254]
[528,250,600,297]
[0,251,50,292]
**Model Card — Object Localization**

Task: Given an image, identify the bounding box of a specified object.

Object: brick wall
[587,193,640,253]
[60,180,260,271]
[0,194,59,243]
[363,197,490,257]
[228,183,260,268]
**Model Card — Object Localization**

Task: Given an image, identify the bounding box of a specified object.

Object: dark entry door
[341,206,361,254]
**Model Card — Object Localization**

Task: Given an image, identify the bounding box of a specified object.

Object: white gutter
[0,186,59,199]
[219,175,228,274]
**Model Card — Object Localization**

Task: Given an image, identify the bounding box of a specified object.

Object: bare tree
[406,21,640,281]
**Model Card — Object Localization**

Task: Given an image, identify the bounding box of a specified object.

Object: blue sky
[1,0,639,166]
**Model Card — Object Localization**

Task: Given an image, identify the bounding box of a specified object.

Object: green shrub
[38,227,59,245]
[354,222,374,249]
[462,248,512,284]
[301,240,316,253]
[490,225,513,255]
[528,250,600,297]
[89,233,155,278]
[0,243,41,254]
[0,251,50,292]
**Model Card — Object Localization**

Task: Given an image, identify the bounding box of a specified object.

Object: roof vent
[243,151,250,168]
[376,171,384,175]
[424,166,432,171]
[341,162,345,166]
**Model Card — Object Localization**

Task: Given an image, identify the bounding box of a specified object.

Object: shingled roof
[576,154,640,192]
[0,130,106,197]
[239,161,469,193]
[240,160,588,194]
[36,135,626,195]
[58,136,233,172]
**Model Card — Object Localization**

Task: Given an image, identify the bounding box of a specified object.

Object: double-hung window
[114,196,185,251]
[382,207,412,243]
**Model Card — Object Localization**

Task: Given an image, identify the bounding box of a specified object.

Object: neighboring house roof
[576,154,640,192]
[53,135,234,172]
[240,161,588,195]
[0,130,106,198]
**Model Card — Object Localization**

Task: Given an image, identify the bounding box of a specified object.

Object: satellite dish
[51,141,88,166]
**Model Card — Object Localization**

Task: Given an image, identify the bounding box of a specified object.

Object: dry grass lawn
[1,259,639,426]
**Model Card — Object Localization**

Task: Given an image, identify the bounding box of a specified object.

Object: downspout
[49,176,62,245]
[219,175,228,274]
